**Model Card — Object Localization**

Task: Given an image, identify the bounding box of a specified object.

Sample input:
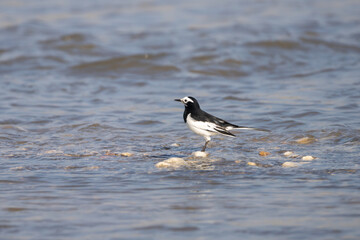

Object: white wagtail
[175,96,262,152]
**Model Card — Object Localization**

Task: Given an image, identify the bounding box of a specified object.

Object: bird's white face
[174,96,197,107]
[179,96,194,105]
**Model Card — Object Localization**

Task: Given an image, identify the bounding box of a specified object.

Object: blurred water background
[1,0,360,239]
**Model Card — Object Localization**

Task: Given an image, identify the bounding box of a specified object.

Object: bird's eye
[184,99,187,103]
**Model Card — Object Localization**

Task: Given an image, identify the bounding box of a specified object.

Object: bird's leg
[202,140,210,152]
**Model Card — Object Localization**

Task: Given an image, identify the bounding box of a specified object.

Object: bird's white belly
[186,114,217,140]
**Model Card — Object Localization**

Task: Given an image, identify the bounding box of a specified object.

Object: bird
[174,96,261,152]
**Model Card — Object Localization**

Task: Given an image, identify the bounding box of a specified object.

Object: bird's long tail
[233,126,270,132]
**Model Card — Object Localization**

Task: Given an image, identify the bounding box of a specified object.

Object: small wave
[70,54,180,77]
[1,125,28,132]
[301,38,360,53]
[0,48,8,55]
[78,123,119,132]
[223,96,251,101]
[0,119,23,125]
[245,40,303,50]
[289,68,337,78]
[335,103,359,110]
[0,56,64,73]
[319,128,360,145]
[132,120,162,125]
[189,55,217,63]
[133,224,198,232]
[291,111,321,118]
[221,58,246,66]
[40,33,100,56]
[189,68,248,77]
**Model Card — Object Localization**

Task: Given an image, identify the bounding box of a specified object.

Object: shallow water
[1,0,360,239]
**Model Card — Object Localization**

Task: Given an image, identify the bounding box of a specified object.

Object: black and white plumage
[175,96,256,152]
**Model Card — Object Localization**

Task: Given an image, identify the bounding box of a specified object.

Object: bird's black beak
[174,99,181,102]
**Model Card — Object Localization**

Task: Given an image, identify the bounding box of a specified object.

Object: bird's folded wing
[214,127,236,137]
[191,120,235,137]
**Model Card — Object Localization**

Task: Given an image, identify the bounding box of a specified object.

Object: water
[1,0,360,239]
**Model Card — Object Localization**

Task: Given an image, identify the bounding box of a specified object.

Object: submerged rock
[282,161,310,167]
[282,162,300,167]
[155,157,188,169]
[283,151,294,156]
[44,150,64,154]
[191,151,209,158]
[295,136,316,144]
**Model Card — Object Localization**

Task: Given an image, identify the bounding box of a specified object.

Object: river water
[1,0,360,239]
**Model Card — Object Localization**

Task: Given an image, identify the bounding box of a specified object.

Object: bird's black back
[183,97,240,129]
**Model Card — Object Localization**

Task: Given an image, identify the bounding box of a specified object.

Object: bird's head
[174,96,200,109]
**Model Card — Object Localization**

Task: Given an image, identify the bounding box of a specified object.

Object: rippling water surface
[1,0,360,239]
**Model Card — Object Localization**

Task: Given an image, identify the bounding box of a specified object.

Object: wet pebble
[44,150,64,154]
[259,151,270,157]
[247,161,272,168]
[283,151,300,158]
[104,150,118,156]
[104,150,133,156]
[302,155,315,161]
[10,166,26,171]
[283,151,293,156]
[84,166,100,170]
[120,152,134,157]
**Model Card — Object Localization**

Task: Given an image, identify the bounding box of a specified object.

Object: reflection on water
[1,0,360,239]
